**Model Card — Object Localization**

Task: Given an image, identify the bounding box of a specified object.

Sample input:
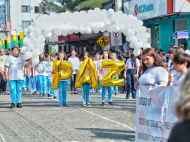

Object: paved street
[0,86,136,142]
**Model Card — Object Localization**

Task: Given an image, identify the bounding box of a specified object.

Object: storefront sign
[173,33,177,39]
[135,4,153,15]
[177,32,189,39]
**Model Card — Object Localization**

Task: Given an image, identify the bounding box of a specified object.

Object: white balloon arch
[22,8,151,64]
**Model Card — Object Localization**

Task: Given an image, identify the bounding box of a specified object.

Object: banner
[135,85,180,142]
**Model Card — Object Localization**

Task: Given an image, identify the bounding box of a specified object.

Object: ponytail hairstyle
[141,48,168,74]
[130,50,136,68]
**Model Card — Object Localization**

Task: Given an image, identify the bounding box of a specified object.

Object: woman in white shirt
[135,48,169,90]
[124,50,140,99]
[93,53,101,93]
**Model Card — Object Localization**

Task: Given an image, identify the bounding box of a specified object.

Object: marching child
[51,51,68,107]
[169,53,190,86]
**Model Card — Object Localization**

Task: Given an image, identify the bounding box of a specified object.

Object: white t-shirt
[37,63,43,75]
[42,61,48,76]
[99,59,111,77]
[174,74,186,86]
[5,55,26,80]
[169,64,180,85]
[47,60,53,79]
[93,60,99,72]
[68,56,80,74]
[79,61,89,76]
[0,55,8,72]
[126,58,140,69]
[139,66,169,85]
[167,60,172,67]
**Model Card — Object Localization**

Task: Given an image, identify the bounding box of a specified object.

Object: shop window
[175,19,187,32]
[22,21,31,28]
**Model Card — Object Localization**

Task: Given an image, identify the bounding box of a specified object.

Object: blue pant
[112,75,119,94]
[95,76,102,91]
[26,76,30,90]
[35,75,42,94]
[9,80,23,103]
[102,86,112,102]
[48,79,57,97]
[82,83,90,104]
[59,81,67,105]
[47,78,51,95]
[67,78,70,85]
[42,76,48,95]
[23,75,26,88]
[30,77,34,91]
[126,69,137,98]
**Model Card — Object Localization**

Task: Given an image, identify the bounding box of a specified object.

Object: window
[35,6,40,13]
[22,6,30,12]
[22,21,31,28]
[175,19,187,32]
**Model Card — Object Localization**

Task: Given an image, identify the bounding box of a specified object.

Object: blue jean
[111,75,119,94]
[35,75,42,94]
[82,83,90,104]
[30,77,34,91]
[126,69,137,98]
[26,76,30,90]
[23,75,26,88]
[59,81,67,105]
[102,86,112,102]
[9,80,23,103]
[42,76,48,95]
[48,79,57,97]
[95,76,102,91]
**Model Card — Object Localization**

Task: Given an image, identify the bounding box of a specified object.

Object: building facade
[124,0,190,52]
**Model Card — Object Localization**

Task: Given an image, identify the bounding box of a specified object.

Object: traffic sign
[96,35,110,49]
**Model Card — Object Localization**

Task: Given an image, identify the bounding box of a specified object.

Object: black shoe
[10,103,15,108]
[74,92,78,94]
[133,97,136,99]
[17,103,22,108]
[115,93,117,96]
[86,103,91,106]
[109,102,114,106]
[100,102,105,106]
[121,91,126,94]
[71,92,74,95]
[126,97,129,99]
[47,94,51,98]
[63,104,68,107]
[54,96,57,99]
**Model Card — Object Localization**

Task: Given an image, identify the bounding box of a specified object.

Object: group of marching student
[1,44,190,108]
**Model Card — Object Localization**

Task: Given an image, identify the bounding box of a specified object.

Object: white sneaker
[83,104,86,107]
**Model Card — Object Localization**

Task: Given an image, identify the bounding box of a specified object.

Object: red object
[188,0,190,2]
[167,0,173,14]
[7,21,11,37]
[58,34,79,41]
[134,4,138,15]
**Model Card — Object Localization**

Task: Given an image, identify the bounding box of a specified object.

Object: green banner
[3,44,5,49]
[7,43,11,49]
[19,39,23,47]
[13,41,17,46]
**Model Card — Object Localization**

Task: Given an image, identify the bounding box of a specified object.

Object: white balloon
[143,43,151,49]
[24,51,33,60]
[21,46,27,53]
[23,38,31,45]
[134,48,141,56]
[32,57,39,65]
[33,48,40,56]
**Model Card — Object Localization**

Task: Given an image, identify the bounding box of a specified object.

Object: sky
[0,0,5,26]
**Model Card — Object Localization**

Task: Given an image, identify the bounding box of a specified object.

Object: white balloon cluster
[185,50,190,56]
[23,8,151,62]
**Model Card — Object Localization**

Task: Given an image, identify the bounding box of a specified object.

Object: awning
[143,12,190,23]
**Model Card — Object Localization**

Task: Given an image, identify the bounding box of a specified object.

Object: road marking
[72,105,135,131]
[0,133,6,142]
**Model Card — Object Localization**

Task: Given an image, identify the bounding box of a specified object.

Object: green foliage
[47,0,110,13]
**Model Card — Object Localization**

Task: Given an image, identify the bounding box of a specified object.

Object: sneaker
[83,103,86,107]
[47,94,51,98]
[17,103,22,108]
[23,88,27,91]
[32,92,38,95]
[74,91,78,94]
[133,97,136,99]
[109,102,114,106]
[10,103,15,108]
[99,90,102,93]
[63,104,68,107]
[27,89,31,92]
[115,93,118,96]
[126,97,129,99]
[54,96,57,99]
[86,103,91,106]
[95,90,98,93]
[100,102,105,106]
[3,91,7,95]
[71,91,74,95]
